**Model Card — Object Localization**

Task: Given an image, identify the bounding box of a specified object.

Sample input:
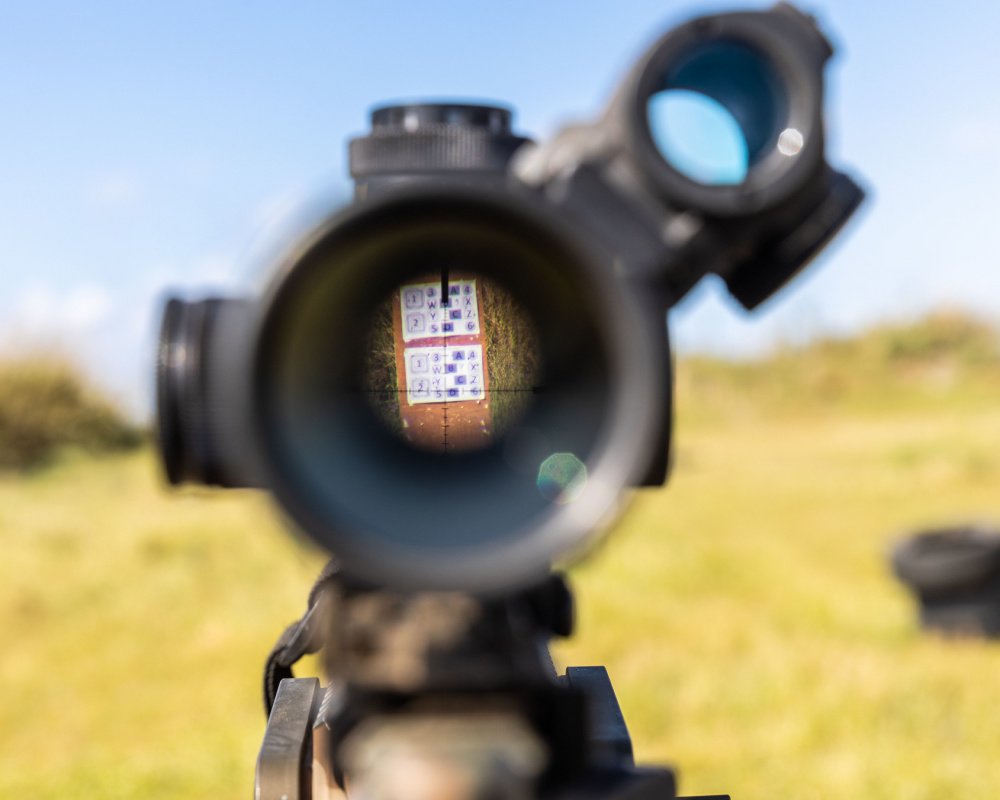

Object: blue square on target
[449,285,461,296]
[446,363,457,373]
[450,309,462,320]
[443,322,453,332]
[447,388,459,398]
[455,375,467,385]
[452,351,464,361]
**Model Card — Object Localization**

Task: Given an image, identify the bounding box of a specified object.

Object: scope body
[156,2,864,592]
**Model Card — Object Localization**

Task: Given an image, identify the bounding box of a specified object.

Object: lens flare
[536,453,588,504]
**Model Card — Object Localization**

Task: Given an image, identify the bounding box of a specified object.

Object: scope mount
[256,569,731,800]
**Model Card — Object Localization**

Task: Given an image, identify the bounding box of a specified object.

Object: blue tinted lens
[646,41,786,186]
[648,90,748,185]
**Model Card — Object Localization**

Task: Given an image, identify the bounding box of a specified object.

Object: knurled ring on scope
[348,105,528,178]
[350,127,530,176]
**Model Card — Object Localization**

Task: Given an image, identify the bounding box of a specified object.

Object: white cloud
[7,284,112,337]
[64,286,113,329]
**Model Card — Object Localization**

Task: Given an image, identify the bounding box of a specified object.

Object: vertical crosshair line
[440,267,450,309]
[441,381,449,453]
[440,266,450,454]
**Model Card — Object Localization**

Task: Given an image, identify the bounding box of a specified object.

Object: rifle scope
[156,2,864,592]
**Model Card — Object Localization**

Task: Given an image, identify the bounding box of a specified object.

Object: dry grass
[1,312,999,798]
[0,451,327,798]
[556,406,1000,797]
[478,277,540,434]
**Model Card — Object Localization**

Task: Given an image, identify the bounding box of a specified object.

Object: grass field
[2,313,1000,798]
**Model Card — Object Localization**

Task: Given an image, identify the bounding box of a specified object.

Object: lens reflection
[365,271,542,454]
[537,452,588,504]
[646,41,787,186]
[647,90,748,185]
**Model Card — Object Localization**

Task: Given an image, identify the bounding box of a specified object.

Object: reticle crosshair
[373,270,541,454]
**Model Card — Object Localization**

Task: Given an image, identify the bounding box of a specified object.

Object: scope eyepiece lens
[647,41,788,187]
[623,9,828,217]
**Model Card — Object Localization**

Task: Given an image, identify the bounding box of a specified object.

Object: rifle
[155,5,864,797]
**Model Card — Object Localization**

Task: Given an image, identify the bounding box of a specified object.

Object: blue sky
[2,1,999,413]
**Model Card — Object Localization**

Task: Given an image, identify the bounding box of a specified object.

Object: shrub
[0,357,142,471]
[675,310,1000,420]
[874,310,1000,365]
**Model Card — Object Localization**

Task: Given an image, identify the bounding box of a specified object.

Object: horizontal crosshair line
[354,388,544,394]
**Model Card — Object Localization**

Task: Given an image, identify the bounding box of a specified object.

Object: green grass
[0,451,328,798]
[2,312,1000,798]
[557,407,1000,797]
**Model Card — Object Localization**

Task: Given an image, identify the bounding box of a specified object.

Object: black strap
[263,559,340,716]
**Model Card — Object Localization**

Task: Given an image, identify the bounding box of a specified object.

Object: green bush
[675,310,1000,422]
[873,310,1000,364]
[0,357,142,471]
